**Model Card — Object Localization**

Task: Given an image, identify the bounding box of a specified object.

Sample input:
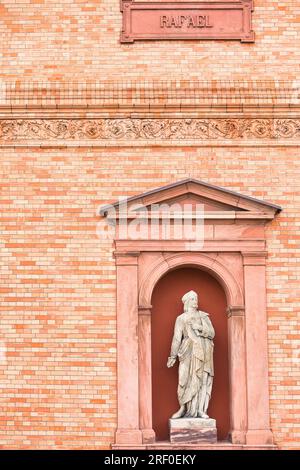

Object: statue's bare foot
[171,406,185,419]
[199,412,209,419]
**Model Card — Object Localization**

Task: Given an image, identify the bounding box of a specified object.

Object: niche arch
[139,251,244,308]
[151,265,230,441]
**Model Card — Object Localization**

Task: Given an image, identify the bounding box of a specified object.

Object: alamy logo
[97,198,205,250]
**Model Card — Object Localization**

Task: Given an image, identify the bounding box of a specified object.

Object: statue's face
[188,294,198,309]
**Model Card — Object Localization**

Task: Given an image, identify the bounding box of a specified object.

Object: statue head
[182,290,198,312]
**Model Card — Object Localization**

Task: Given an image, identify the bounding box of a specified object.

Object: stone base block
[246,429,274,445]
[141,428,156,444]
[115,429,143,445]
[169,418,217,444]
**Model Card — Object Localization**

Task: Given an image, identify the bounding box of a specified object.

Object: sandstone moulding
[104,178,281,450]
[0,80,299,146]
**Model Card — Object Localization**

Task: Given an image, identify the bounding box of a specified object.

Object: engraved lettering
[206,15,213,28]
[197,15,205,27]
[160,15,169,28]
[180,15,186,27]
[170,16,177,27]
[187,15,196,28]
[160,14,213,29]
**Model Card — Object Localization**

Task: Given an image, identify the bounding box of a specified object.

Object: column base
[230,430,246,444]
[246,429,274,445]
[142,428,156,444]
[115,428,143,445]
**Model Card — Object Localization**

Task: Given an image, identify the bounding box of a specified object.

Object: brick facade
[0,0,299,81]
[0,1,299,450]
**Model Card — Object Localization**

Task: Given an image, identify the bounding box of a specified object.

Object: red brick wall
[0,0,299,450]
[0,146,299,448]
[0,0,299,81]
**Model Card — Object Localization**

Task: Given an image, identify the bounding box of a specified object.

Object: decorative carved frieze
[0,118,299,142]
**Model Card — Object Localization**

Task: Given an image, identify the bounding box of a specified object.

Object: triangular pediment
[137,192,246,212]
[100,178,281,220]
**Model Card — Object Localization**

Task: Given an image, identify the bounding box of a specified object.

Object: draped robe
[170,310,215,417]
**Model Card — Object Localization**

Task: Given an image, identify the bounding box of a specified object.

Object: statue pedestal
[169,418,217,444]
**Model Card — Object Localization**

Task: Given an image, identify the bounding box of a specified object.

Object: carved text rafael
[160,15,213,28]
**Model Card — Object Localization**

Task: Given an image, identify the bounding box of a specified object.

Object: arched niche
[105,178,280,449]
[151,266,230,442]
[139,252,244,308]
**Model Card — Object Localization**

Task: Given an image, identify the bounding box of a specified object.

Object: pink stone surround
[105,179,280,449]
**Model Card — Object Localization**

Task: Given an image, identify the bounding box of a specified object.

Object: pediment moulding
[100,178,281,221]
[102,178,281,255]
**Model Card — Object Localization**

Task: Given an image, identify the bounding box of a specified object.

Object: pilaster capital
[242,251,267,266]
[114,251,140,266]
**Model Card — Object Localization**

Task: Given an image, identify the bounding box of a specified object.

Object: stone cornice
[0,81,299,145]
[0,80,299,109]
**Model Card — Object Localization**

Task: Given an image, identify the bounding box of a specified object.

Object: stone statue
[167,290,215,419]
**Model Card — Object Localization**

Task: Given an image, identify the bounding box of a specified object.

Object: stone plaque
[120,0,255,43]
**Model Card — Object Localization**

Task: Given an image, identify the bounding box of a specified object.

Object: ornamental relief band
[160,15,213,29]
[0,119,299,141]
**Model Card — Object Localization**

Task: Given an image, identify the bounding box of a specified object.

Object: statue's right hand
[167,356,176,368]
